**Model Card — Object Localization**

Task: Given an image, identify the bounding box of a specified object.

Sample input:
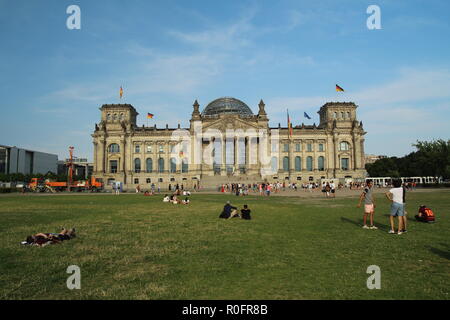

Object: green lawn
[0,190,449,300]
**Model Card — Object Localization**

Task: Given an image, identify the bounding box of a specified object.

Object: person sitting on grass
[240,204,252,220]
[415,205,435,223]
[357,179,377,230]
[182,197,190,205]
[163,194,170,202]
[385,179,405,235]
[171,195,180,204]
[219,201,238,219]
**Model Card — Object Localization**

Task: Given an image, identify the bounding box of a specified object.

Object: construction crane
[67,146,75,192]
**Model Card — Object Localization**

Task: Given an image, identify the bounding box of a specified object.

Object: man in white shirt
[385,179,405,234]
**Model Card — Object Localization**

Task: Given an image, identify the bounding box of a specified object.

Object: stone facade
[92,98,367,189]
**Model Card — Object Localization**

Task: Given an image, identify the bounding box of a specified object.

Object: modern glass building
[0,144,58,175]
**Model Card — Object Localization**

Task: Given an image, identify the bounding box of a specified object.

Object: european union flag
[304,112,311,120]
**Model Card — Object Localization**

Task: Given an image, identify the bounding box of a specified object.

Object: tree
[413,139,450,179]
[366,139,450,180]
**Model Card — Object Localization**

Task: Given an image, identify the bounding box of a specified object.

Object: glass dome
[202,97,253,116]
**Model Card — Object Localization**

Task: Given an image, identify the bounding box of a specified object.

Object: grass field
[0,190,449,300]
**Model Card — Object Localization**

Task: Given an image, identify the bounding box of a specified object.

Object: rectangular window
[295,143,301,152]
[134,178,139,184]
[146,178,151,184]
[146,145,152,153]
[319,144,324,152]
[341,158,349,170]
[271,143,278,152]
[159,145,164,153]
[283,144,289,152]
[170,145,176,153]
[135,145,140,153]
[307,143,312,152]
[110,160,118,173]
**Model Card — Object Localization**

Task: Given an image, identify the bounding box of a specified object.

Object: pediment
[202,116,259,132]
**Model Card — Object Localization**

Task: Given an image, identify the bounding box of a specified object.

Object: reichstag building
[92,97,367,188]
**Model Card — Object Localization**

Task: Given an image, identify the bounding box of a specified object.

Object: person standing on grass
[330,180,336,198]
[357,179,378,230]
[385,179,405,235]
[401,183,408,233]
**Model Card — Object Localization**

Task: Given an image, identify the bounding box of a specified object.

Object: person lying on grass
[22,227,76,247]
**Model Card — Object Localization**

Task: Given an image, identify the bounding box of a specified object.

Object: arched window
[134,158,141,173]
[182,158,189,173]
[108,143,120,153]
[307,156,313,171]
[295,156,301,171]
[170,157,177,173]
[271,156,278,173]
[282,156,289,172]
[107,113,111,121]
[113,114,117,121]
[339,141,350,151]
[119,113,124,121]
[158,158,164,173]
[146,158,153,173]
[318,156,325,171]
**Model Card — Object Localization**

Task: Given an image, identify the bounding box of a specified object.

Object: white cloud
[353,68,450,106]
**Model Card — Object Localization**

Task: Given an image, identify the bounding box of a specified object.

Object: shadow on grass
[341,217,361,227]
[427,245,450,260]
[341,217,390,232]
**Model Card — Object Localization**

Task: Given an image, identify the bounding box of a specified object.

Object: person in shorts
[385,179,405,235]
[357,179,377,229]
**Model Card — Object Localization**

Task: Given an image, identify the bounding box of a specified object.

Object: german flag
[335,84,344,92]
[147,113,154,119]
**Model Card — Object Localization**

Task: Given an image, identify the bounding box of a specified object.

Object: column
[353,136,359,170]
[313,139,317,177]
[165,141,170,174]
[234,137,238,173]
[98,138,105,173]
[245,137,249,171]
[93,141,98,174]
[221,137,226,174]
[334,136,339,176]
[120,139,126,173]
[288,139,293,177]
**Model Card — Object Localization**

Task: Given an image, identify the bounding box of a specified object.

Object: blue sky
[0,0,449,161]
